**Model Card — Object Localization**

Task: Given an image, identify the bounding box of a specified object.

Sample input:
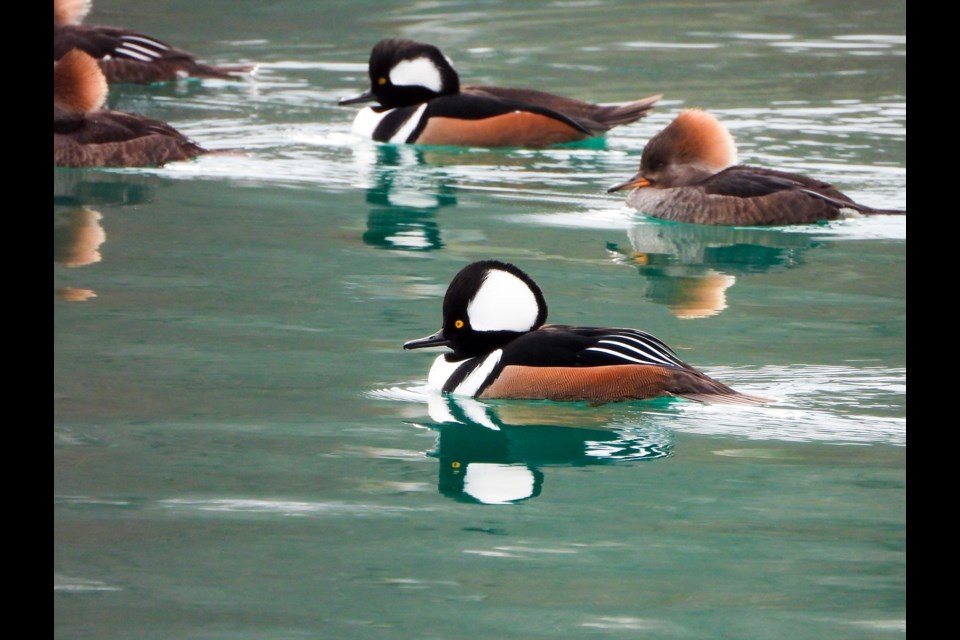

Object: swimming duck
[54,48,208,167]
[339,38,661,147]
[404,260,764,404]
[54,0,254,84]
[607,109,905,226]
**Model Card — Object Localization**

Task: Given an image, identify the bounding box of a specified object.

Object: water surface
[55,1,905,638]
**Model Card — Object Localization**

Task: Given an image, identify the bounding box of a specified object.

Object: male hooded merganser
[403,260,764,404]
[607,109,906,226]
[54,48,208,167]
[54,0,254,84]
[339,39,661,147]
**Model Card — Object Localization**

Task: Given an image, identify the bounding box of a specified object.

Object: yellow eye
[377,77,387,85]
[454,319,464,329]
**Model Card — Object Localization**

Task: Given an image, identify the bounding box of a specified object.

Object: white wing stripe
[120,35,171,51]
[113,46,157,61]
[595,336,683,366]
[584,347,656,366]
[117,41,164,58]
[607,330,676,355]
[593,341,674,366]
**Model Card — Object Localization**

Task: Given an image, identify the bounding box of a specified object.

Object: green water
[55,1,905,638]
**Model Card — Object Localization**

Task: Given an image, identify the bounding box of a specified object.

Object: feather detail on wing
[462,86,660,135]
[579,328,689,368]
[702,166,845,199]
[477,325,770,404]
[54,25,255,83]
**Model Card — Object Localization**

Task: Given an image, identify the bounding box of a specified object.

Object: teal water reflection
[55,1,905,638]
[413,395,673,504]
[361,146,456,252]
[607,221,826,317]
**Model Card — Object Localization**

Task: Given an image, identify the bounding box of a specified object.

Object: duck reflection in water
[54,207,105,301]
[55,168,158,209]
[54,172,158,301]
[418,394,673,504]
[607,221,824,319]
[362,143,605,253]
[361,145,455,252]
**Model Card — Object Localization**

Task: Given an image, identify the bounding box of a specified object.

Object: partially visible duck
[339,38,661,147]
[608,109,905,226]
[54,0,254,84]
[403,260,765,404]
[54,48,208,167]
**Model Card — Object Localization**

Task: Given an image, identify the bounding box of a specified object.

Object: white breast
[351,104,428,144]
[427,350,503,397]
[351,107,388,139]
[427,354,462,391]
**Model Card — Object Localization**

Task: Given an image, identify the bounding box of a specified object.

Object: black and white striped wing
[55,26,177,63]
[107,33,174,62]
[577,328,691,369]
[500,325,693,370]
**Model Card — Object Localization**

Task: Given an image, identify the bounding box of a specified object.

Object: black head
[404,260,548,358]
[338,38,461,109]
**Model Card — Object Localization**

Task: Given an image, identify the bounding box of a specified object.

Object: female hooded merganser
[404,260,764,404]
[54,48,208,167]
[339,38,661,147]
[54,0,254,84]
[607,109,906,226]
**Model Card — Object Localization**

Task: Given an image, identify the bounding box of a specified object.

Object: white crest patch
[468,269,539,333]
[389,56,443,92]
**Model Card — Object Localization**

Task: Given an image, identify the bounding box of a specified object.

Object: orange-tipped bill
[607,173,650,193]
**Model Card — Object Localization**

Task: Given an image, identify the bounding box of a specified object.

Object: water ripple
[159,498,434,517]
[373,363,904,446]
[668,364,906,445]
[54,575,121,593]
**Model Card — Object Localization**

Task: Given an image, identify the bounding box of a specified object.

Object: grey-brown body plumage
[610,109,905,225]
[54,48,208,167]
